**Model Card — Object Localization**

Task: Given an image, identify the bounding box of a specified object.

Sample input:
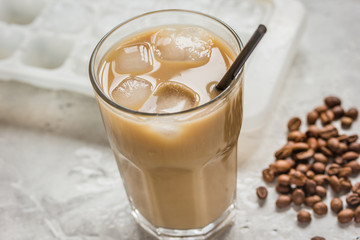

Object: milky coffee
[96,25,243,230]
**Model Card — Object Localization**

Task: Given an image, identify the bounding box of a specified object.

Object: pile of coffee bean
[257,96,360,228]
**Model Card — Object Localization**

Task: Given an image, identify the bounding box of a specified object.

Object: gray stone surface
[1,0,360,239]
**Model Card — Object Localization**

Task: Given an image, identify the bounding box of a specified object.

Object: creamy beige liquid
[97,26,243,229]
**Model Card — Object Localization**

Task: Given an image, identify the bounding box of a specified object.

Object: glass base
[131,204,236,240]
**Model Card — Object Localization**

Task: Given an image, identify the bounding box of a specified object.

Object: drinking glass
[89,9,244,239]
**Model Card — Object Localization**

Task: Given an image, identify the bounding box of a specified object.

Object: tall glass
[89,10,243,239]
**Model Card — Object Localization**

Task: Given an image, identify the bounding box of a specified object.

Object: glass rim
[89,9,244,117]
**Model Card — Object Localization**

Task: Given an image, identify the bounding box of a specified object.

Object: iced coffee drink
[89,10,243,239]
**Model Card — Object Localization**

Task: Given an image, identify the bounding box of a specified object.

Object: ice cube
[115,43,153,74]
[111,77,153,110]
[153,26,213,64]
[140,82,199,113]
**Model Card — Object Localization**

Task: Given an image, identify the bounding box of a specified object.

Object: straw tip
[258,24,267,34]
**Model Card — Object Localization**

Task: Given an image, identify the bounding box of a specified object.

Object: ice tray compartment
[21,33,73,69]
[0,0,47,25]
[40,1,93,33]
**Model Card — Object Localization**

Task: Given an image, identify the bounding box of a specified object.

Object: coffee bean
[313,202,328,215]
[277,174,290,186]
[292,189,305,205]
[345,107,358,120]
[342,151,359,162]
[269,163,277,173]
[288,117,301,131]
[349,142,360,153]
[306,125,320,138]
[329,175,341,193]
[320,110,334,125]
[346,134,359,144]
[312,162,326,174]
[256,186,268,200]
[346,193,360,207]
[341,117,353,129]
[336,142,348,154]
[322,124,337,133]
[305,195,321,207]
[314,153,329,164]
[334,156,344,165]
[297,210,311,223]
[290,171,307,187]
[338,167,352,178]
[327,137,339,152]
[340,178,352,193]
[317,138,327,149]
[326,109,335,121]
[315,105,328,114]
[338,208,354,223]
[352,182,360,195]
[275,146,293,159]
[355,205,360,223]
[288,131,306,142]
[296,148,314,160]
[296,163,310,173]
[319,146,333,157]
[327,163,340,176]
[333,105,344,119]
[276,195,292,208]
[292,142,309,152]
[339,143,350,153]
[262,168,275,183]
[305,179,317,195]
[274,160,291,173]
[313,174,329,186]
[285,158,296,168]
[276,184,291,194]
[319,124,338,139]
[311,237,325,240]
[307,137,318,150]
[331,198,343,213]
[307,111,319,125]
[306,170,315,179]
[338,134,348,142]
[324,96,341,108]
[316,186,327,198]
[344,161,360,175]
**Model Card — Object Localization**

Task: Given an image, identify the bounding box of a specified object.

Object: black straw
[216,24,267,91]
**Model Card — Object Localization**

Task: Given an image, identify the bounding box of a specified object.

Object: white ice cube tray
[0,0,305,132]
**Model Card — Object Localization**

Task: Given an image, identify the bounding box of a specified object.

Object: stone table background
[1,0,360,239]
